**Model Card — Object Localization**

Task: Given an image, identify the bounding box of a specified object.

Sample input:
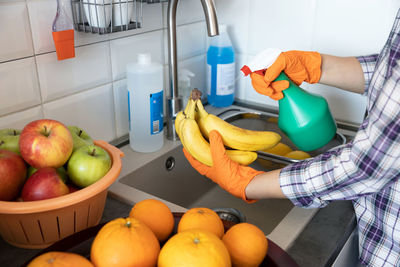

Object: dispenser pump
[179,68,195,107]
[138,53,151,64]
[241,49,337,151]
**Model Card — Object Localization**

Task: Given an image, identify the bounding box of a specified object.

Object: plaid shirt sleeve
[279,58,400,209]
[357,54,379,94]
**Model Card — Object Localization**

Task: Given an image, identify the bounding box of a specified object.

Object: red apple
[19,119,73,168]
[0,150,27,201]
[21,167,69,201]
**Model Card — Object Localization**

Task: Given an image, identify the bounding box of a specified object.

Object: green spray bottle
[241,49,337,151]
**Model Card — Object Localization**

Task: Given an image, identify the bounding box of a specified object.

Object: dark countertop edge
[287,200,356,267]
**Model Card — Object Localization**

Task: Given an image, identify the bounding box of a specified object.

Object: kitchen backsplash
[1,0,399,144]
[0,0,207,143]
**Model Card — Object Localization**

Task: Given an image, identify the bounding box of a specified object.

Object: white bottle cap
[219,24,227,33]
[137,53,151,64]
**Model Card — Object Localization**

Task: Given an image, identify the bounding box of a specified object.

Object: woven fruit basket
[0,140,124,249]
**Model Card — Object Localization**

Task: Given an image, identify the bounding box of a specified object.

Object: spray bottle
[241,49,337,151]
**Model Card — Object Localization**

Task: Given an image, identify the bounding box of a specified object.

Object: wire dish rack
[71,0,166,34]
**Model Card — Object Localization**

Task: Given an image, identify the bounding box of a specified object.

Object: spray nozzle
[241,48,282,76]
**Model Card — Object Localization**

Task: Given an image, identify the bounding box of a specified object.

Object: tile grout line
[25,0,45,119]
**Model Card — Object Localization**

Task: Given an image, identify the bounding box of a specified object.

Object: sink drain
[212,208,246,224]
[165,156,175,171]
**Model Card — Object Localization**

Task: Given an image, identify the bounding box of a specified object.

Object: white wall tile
[42,84,116,142]
[113,79,129,138]
[312,0,399,55]
[0,106,43,130]
[36,42,112,102]
[0,1,34,62]
[162,0,205,27]
[178,22,206,59]
[110,30,163,81]
[248,0,316,53]
[164,21,206,64]
[27,0,56,54]
[214,0,250,54]
[0,57,41,116]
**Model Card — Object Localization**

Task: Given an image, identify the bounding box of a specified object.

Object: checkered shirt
[280,8,400,267]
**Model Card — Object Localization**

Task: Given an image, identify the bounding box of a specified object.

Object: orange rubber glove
[250,50,322,100]
[183,130,264,203]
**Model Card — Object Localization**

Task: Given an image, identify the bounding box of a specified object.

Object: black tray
[22,212,299,267]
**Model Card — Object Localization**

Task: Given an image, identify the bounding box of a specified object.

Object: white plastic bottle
[127,53,164,152]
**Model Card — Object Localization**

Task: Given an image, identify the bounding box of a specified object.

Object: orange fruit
[27,251,93,267]
[284,150,311,160]
[129,198,174,242]
[222,222,268,267]
[90,217,160,267]
[158,229,231,267]
[177,207,224,238]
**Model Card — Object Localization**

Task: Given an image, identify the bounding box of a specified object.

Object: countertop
[0,196,355,267]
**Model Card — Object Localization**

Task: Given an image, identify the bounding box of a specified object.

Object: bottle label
[150,91,164,135]
[207,63,235,96]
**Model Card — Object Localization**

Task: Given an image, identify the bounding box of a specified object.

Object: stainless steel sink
[119,144,294,235]
[112,104,353,247]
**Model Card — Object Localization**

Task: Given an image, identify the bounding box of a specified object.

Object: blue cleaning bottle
[207,24,235,107]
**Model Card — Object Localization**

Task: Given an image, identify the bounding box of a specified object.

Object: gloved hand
[250,50,322,100]
[183,130,264,203]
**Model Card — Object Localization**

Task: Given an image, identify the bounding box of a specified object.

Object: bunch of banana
[176,98,257,166]
[195,100,281,151]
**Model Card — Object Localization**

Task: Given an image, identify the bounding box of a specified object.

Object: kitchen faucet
[166,0,219,140]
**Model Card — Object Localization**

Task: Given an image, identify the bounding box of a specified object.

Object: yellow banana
[180,99,257,166]
[175,98,193,138]
[225,149,257,166]
[196,100,281,151]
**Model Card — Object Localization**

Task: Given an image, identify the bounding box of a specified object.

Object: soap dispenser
[178,69,195,108]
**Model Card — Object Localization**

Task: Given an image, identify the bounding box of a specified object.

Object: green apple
[68,126,94,152]
[27,165,68,183]
[0,129,21,154]
[67,145,111,188]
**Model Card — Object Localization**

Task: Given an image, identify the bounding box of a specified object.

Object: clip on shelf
[71,0,164,34]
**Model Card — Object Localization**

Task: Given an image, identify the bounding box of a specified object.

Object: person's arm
[245,169,286,199]
[319,54,365,94]
[250,51,371,101]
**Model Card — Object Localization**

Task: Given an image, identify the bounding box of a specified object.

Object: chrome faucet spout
[166,0,219,140]
[200,0,219,37]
